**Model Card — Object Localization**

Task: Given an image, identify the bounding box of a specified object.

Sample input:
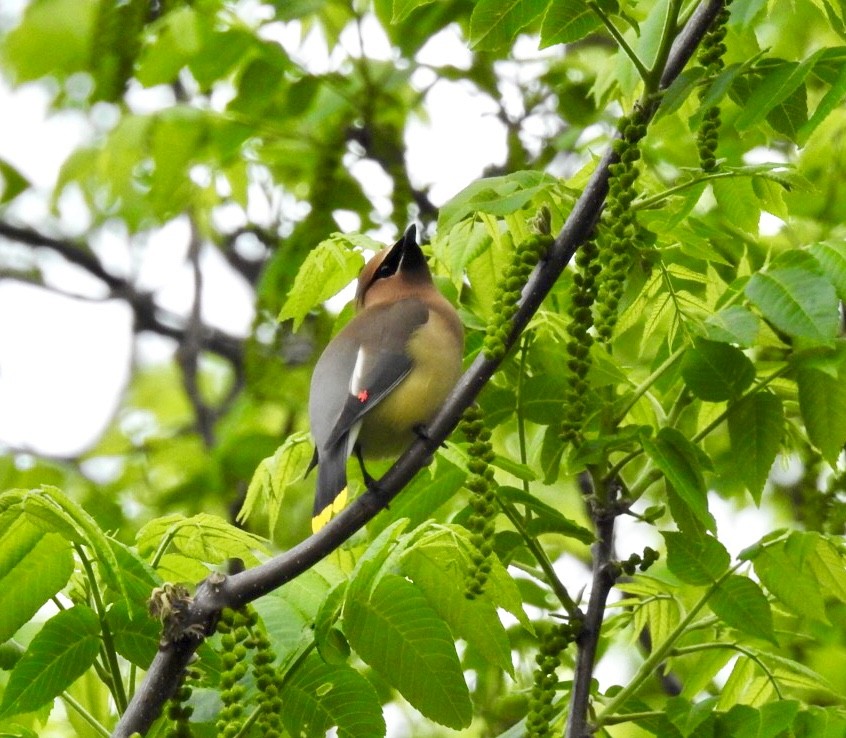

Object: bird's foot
[365,478,390,511]
[413,423,446,448]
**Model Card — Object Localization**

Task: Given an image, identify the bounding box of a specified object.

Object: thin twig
[176,218,215,447]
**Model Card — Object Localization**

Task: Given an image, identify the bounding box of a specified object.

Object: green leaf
[662,531,730,585]
[807,533,846,604]
[0,606,101,719]
[1,0,98,82]
[754,650,839,698]
[400,524,531,631]
[703,305,760,347]
[520,374,568,424]
[727,390,784,504]
[137,513,268,579]
[735,55,821,131]
[135,6,203,87]
[794,705,846,737]
[347,519,409,602]
[807,241,846,302]
[255,563,345,658]
[281,653,385,738]
[797,358,846,465]
[0,515,73,643]
[370,457,466,536]
[759,700,801,738]
[392,0,437,22]
[718,700,801,738]
[437,171,557,232]
[712,178,760,235]
[500,487,594,544]
[2,487,131,608]
[709,575,776,643]
[680,647,734,699]
[666,696,718,737]
[469,0,547,51]
[680,339,755,401]
[0,158,30,204]
[642,428,714,532]
[344,574,472,729]
[799,59,846,144]
[752,542,828,622]
[752,176,789,220]
[106,539,160,607]
[431,220,493,285]
[106,600,160,669]
[539,0,600,47]
[745,267,838,343]
[717,704,764,738]
[402,532,513,672]
[238,431,313,530]
[314,581,350,665]
[716,657,758,711]
[279,233,370,330]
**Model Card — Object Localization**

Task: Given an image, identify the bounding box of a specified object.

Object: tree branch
[112,3,724,735]
[0,220,244,365]
[175,218,215,447]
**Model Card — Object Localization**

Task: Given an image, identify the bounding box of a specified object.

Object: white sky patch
[406,79,507,204]
[0,283,133,455]
[0,79,90,188]
[416,24,473,70]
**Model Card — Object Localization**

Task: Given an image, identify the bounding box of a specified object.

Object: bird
[307,225,464,532]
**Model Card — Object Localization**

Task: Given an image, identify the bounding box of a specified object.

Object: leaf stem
[77,546,129,714]
[670,641,784,698]
[647,0,684,87]
[516,335,531,495]
[61,690,111,738]
[497,496,581,617]
[589,1,651,82]
[614,345,686,424]
[633,170,736,210]
[691,363,791,444]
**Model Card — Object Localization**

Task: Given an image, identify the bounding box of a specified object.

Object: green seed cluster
[249,620,285,737]
[461,405,498,599]
[696,1,732,170]
[482,210,553,362]
[560,235,601,445]
[526,623,574,737]
[215,608,253,738]
[620,546,660,576]
[165,672,199,738]
[593,110,648,345]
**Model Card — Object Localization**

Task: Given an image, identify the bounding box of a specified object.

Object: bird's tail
[312,446,349,533]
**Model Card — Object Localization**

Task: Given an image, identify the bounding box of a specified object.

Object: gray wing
[308,299,429,452]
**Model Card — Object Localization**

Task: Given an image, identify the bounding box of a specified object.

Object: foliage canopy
[2,0,846,737]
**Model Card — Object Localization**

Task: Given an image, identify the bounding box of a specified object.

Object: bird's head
[355,225,432,309]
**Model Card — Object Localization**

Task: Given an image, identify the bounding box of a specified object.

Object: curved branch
[112,3,725,735]
[0,220,244,365]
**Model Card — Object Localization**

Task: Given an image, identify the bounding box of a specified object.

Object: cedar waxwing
[308,225,464,531]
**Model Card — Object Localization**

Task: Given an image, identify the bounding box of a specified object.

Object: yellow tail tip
[311,487,349,533]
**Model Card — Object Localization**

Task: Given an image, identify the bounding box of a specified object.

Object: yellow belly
[357,312,462,458]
